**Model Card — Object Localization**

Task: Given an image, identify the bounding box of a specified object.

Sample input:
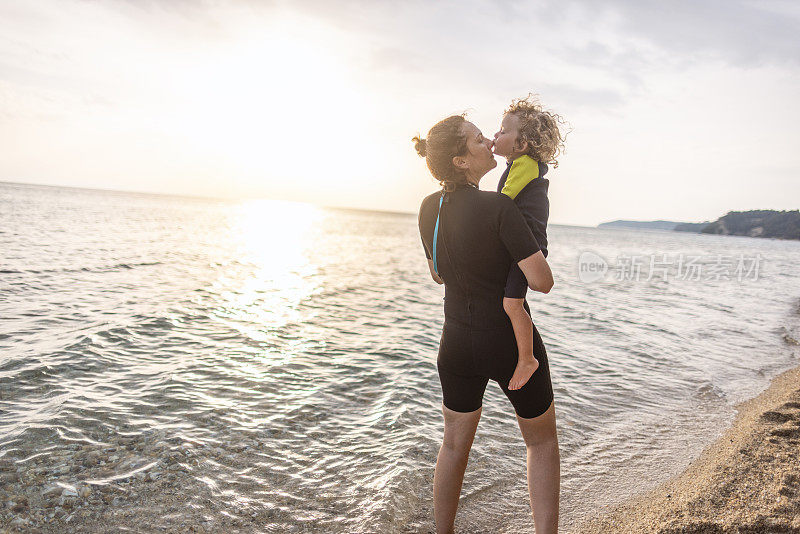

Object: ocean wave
[0,261,162,275]
[3,182,800,532]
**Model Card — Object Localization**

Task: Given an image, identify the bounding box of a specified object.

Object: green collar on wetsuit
[500,155,539,200]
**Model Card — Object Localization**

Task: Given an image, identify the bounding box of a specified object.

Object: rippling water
[2,181,799,532]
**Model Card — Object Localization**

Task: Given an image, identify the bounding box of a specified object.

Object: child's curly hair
[506,94,567,168]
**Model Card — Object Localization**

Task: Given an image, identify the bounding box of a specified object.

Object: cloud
[61,0,799,112]
[1,0,798,223]
[538,83,626,109]
[575,0,800,67]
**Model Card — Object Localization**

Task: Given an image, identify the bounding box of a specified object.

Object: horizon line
[2,179,703,228]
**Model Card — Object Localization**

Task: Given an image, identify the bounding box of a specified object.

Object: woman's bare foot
[508,358,539,390]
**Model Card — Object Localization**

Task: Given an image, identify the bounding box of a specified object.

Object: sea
[1,181,799,533]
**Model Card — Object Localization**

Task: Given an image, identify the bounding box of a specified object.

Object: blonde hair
[506,94,567,168]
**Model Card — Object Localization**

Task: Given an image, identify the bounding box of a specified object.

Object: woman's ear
[452,155,468,171]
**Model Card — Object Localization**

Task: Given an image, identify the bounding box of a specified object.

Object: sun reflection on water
[215,199,323,340]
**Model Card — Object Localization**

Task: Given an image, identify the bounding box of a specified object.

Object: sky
[1,0,799,226]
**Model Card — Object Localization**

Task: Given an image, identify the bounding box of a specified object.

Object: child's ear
[515,138,529,153]
[452,155,468,170]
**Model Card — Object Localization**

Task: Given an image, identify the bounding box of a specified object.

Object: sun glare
[167,16,368,190]
[215,199,323,339]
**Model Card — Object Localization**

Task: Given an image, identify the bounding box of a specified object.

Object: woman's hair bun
[412,136,427,158]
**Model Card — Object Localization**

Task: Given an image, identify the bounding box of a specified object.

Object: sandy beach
[571,360,800,534]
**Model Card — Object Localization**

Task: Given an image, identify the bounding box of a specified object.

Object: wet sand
[571,361,800,534]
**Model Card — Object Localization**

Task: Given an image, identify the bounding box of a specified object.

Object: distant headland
[598,210,800,240]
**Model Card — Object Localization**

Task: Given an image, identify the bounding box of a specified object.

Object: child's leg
[503,297,539,390]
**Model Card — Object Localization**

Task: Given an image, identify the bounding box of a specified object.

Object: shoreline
[570,360,800,534]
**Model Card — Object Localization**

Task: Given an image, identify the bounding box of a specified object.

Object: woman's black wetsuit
[418,184,554,419]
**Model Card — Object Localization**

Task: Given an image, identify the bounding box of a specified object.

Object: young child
[492,94,565,391]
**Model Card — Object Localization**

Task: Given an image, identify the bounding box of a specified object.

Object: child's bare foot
[508,358,539,390]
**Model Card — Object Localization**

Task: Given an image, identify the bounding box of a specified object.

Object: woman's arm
[427,259,444,284]
[518,251,553,293]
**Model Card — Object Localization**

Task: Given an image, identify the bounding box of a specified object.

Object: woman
[415,115,560,534]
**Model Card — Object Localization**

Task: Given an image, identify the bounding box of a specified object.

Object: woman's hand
[518,251,553,293]
[427,259,444,284]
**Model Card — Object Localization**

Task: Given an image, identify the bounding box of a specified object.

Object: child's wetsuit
[497,155,550,299]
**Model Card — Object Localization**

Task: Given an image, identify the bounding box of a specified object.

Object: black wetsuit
[498,160,550,299]
[418,184,554,418]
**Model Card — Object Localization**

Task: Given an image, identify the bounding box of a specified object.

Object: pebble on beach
[0,428,277,533]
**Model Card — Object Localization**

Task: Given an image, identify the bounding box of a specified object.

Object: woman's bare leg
[433,404,482,534]
[516,400,560,534]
